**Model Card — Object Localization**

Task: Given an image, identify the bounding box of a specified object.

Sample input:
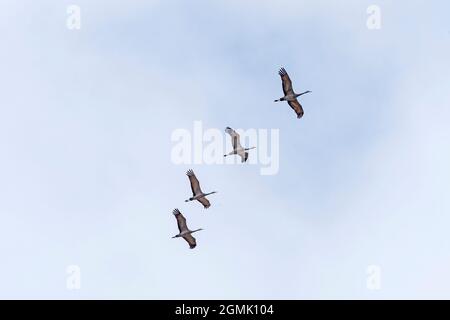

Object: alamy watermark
[66,5,81,30]
[366,5,382,30]
[66,265,81,290]
[171,121,280,175]
[366,265,382,290]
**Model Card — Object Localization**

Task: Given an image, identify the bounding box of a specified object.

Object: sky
[0,0,450,299]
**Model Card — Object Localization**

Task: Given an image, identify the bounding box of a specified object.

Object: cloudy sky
[0,0,449,299]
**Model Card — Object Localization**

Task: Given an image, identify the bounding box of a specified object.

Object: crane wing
[288,99,304,119]
[225,127,243,150]
[182,234,197,249]
[279,68,294,96]
[173,209,188,233]
[186,169,202,196]
[240,152,249,163]
[197,196,211,209]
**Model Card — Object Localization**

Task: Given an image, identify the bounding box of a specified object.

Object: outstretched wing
[288,99,304,119]
[279,68,294,96]
[182,234,197,249]
[236,150,249,163]
[197,196,211,209]
[173,209,188,233]
[225,127,243,150]
[186,169,202,196]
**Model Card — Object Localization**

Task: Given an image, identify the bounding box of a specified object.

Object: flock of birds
[172,67,311,249]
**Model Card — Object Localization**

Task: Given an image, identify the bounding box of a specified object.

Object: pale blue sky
[1,0,450,299]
